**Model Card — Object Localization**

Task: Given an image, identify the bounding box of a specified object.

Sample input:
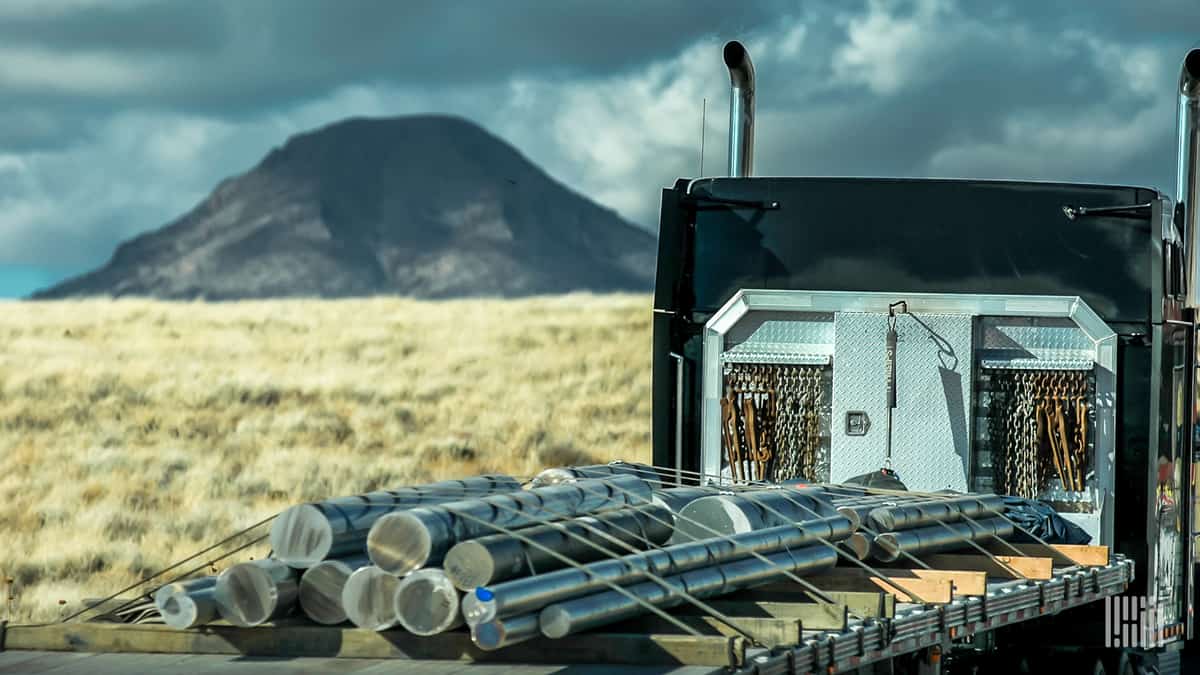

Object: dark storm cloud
[0,0,792,114]
[1,0,1197,293]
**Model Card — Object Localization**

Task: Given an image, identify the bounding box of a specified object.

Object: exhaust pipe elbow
[1180,48,1200,99]
[723,41,755,178]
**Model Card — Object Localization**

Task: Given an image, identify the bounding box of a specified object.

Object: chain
[989,369,1090,498]
[722,363,824,482]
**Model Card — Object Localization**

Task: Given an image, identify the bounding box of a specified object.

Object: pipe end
[723,41,748,70]
[271,504,333,568]
[367,512,429,576]
[443,541,494,591]
[342,566,401,631]
[1182,48,1200,97]
[395,569,462,636]
[539,605,571,639]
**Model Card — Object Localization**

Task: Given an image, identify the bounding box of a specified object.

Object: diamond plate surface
[830,313,974,492]
[976,317,1095,367]
[724,311,835,361]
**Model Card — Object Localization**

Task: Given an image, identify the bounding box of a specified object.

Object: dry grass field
[0,294,652,623]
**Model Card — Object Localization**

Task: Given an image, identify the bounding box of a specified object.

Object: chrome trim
[669,352,685,484]
[1177,46,1200,308]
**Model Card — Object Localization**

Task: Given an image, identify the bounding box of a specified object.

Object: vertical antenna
[699,97,707,176]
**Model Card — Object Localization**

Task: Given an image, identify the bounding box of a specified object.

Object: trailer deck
[0,551,1135,674]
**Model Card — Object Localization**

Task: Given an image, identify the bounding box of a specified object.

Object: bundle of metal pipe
[873,516,1014,563]
[442,504,674,591]
[213,559,298,627]
[867,495,1006,532]
[367,475,653,576]
[394,568,462,636]
[297,555,369,625]
[153,577,218,629]
[531,462,663,488]
[671,488,836,542]
[341,565,402,631]
[461,514,853,628]
[271,474,521,568]
[537,543,839,640]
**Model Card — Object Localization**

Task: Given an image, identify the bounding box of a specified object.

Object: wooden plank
[922,554,1053,580]
[619,614,802,648]
[804,572,952,604]
[775,567,986,597]
[700,600,847,631]
[985,543,1109,567]
[741,586,894,619]
[3,623,742,668]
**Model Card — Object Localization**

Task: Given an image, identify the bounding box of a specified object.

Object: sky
[1,0,1199,297]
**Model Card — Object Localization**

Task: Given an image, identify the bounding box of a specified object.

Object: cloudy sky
[1,0,1198,297]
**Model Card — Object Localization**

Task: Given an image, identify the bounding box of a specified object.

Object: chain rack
[720,363,826,482]
[985,369,1093,499]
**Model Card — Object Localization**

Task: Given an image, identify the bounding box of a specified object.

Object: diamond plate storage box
[701,290,1116,545]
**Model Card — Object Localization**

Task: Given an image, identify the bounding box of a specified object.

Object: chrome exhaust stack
[1178,47,1200,308]
[723,41,755,177]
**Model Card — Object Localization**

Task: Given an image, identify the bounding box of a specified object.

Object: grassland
[0,294,652,623]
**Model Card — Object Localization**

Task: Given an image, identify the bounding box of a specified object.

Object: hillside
[34,116,656,299]
[0,295,651,622]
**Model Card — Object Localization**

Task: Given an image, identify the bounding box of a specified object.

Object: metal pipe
[530,462,662,489]
[651,486,721,518]
[153,576,218,629]
[723,40,755,177]
[472,613,541,651]
[867,495,1006,532]
[539,544,838,639]
[873,517,1014,563]
[840,532,873,561]
[367,475,653,575]
[442,505,674,591]
[341,565,402,631]
[672,488,835,542]
[297,555,369,625]
[460,514,852,627]
[1178,46,1200,308]
[271,474,521,568]
[213,559,298,627]
[394,568,462,636]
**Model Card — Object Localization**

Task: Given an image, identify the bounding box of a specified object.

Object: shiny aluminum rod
[297,555,369,625]
[1179,46,1200,308]
[539,544,838,639]
[472,613,541,651]
[650,486,722,519]
[153,576,218,629]
[367,474,653,576]
[723,40,755,177]
[867,495,1006,532]
[531,462,663,489]
[840,532,873,561]
[461,514,852,627]
[442,504,674,591]
[213,558,298,627]
[341,565,402,631]
[873,517,1014,563]
[394,568,462,636]
[671,488,836,542]
[271,474,522,568]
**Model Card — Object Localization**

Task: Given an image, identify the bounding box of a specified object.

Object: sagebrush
[0,294,652,622]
